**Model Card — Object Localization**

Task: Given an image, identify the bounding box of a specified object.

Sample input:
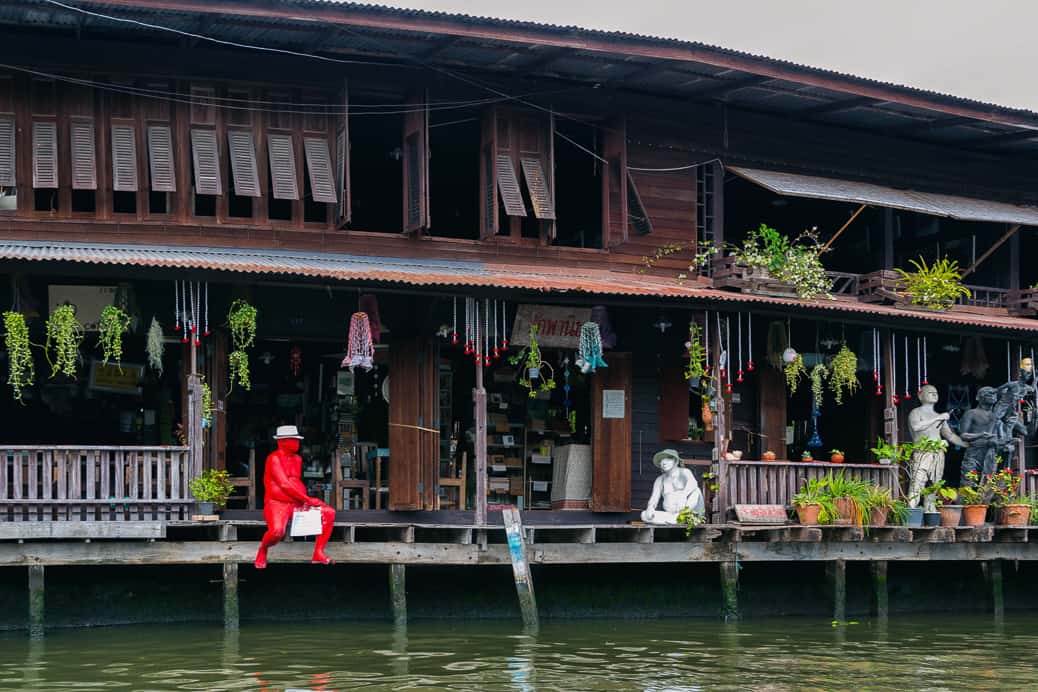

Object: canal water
[0,615,1034,690]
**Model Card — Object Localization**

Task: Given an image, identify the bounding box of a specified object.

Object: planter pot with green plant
[866,486,896,527]
[869,437,899,465]
[509,325,556,399]
[188,469,234,515]
[829,449,845,464]
[980,466,1025,525]
[728,224,833,301]
[894,256,972,312]
[791,476,834,525]
[920,480,950,526]
[800,450,814,462]
[3,311,34,402]
[826,472,869,527]
[888,500,910,527]
[957,481,988,526]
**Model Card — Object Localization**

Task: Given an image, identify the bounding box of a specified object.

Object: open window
[427,103,479,239]
[303,136,335,223]
[553,119,602,248]
[334,81,351,228]
[347,96,402,232]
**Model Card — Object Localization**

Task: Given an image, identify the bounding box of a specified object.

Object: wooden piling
[502,507,539,632]
[719,561,739,621]
[871,560,888,621]
[222,561,239,631]
[389,563,407,627]
[985,559,1004,618]
[28,564,44,639]
[828,559,847,623]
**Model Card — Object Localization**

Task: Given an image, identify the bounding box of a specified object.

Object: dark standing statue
[959,386,999,485]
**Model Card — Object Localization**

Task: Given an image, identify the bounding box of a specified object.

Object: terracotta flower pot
[796,503,822,525]
[801,453,814,463]
[939,505,963,527]
[1001,503,1030,526]
[830,453,845,464]
[762,451,777,462]
[869,506,889,527]
[832,497,856,526]
[962,504,988,526]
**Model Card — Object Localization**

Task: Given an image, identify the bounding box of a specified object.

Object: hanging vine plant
[45,304,84,379]
[227,299,257,393]
[201,377,214,428]
[508,325,556,397]
[828,342,861,405]
[97,304,132,370]
[784,354,806,393]
[810,363,828,410]
[3,311,34,402]
[684,321,707,381]
[146,317,164,376]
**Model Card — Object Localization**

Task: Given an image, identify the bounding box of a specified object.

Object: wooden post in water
[474,361,488,527]
[389,563,407,627]
[502,507,538,632]
[870,561,889,622]
[222,561,239,631]
[719,561,739,621]
[28,564,44,639]
[828,560,847,623]
[984,560,1005,618]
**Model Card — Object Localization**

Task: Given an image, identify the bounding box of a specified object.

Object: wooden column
[758,365,787,459]
[28,564,44,639]
[984,560,1005,619]
[882,208,895,269]
[871,560,888,622]
[882,329,898,447]
[222,561,239,631]
[389,563,407,627]
[474,361,488,527]
[503,507,539,632]
[186,373,204,482]
[828,560,847,623]
[719,560,738,622]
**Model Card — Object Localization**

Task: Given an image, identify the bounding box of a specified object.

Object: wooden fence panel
[723,461,899,515]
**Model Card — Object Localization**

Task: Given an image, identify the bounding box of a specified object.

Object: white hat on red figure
[273,425,304,440]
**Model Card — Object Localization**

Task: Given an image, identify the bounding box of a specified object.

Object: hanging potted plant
[146,317,165,375]
[97,304,132,370]
[227,299,257,392]
[683,321,707,381]
[784,351,807,394]
[45,304,84,379]
[810,362,828,410]
[3,311,34,402]
[894,256,972,311]
[509,325,556,398]
[827,343,860,405]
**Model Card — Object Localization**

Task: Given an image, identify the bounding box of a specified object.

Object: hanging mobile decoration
[576,322,608,374]
[725,315,733,394]
[180,281,190,344]
[500,300,509,352]
[451,297,459,345]
[173,281,181,333]
[203,282,210,337]
[289,345,302,377]
[891,332,899,405]
[736,313,744,383]
[563,356,572,421]
[873,329,882,397]
[716,313,726,382]
[193,282,201,347]
[492,300,501,360]
[747,313,754,372]
[903,335,911,401]
[704,310,711,376]
[921,336,928,387]
[342,312,375,372]
[483,299,491,367]
[472,299,481,366]
[916,337,922,392]
[1007,341,1012,382]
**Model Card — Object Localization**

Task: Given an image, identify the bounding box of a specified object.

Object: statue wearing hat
[640,449,705,525]
[254,425,337,568]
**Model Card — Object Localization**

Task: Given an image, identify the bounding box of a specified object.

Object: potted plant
[894,256,972,311]
[724,224,833,301]
[509,325,556,398]
[982,466,1027,525]
[889,499,910,527]
[188,469,234,515]
[827,343,861,405]
[829,449,845,464]
[801,450,814,462]
[826,472,868,527]
[762,450,777,461]
[865,486,896,527]
[869,437,899,465]
[919,480,947,526]
[936,486,963,527]
[957,479,988,526]
[792,476,834,525]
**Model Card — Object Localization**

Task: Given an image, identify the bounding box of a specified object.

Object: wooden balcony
[721,460,899,513]
[0,446,194,522]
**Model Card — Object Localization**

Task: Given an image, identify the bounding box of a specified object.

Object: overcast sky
[380,0,1038,112]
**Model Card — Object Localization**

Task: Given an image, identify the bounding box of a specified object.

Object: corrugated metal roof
[3,239,1038,333]
[729,166,1038,226]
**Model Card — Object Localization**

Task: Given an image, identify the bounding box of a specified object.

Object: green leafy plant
[957,483,984,506]
[146,317,164,375]
[810,362,828,409]
[188,468,234,507]
[912,437,948,454]
[827,343,860,405]
[888,499,910,525]
[894,256,972,310]
[979,465,1021,507]
[676,506,706,536]
[3,311,34,402]
[97,304,132,370]
[201,378,214,429]
[824,471,871,527]
[1026,495,1038,525]
[509,325,556,397]
[830,449,844,456]
[228,349,251,392]
[227,299,257,393]
[785,354,806,393]
[45,304,84,379]
[701,471,719,494]
[869,437,900,463]
[792,476,836,523]
[731,224,832,300]
[684,322,707,381]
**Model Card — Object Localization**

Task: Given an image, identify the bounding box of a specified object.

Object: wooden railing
[958,284,1008,309]
[0,446,194,521]
[723,460,899,511]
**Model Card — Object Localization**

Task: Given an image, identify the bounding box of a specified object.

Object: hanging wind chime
[704,310,711,376]
[872,328,883,397]
[576,322,608,374]
[342,312,375,372]
[289,346,302,377]
[746,313,754,373]
[891,332,899,406]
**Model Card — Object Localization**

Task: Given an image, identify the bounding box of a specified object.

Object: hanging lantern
[576,322,608,374]
[782,347,799,364]
[342,312,375,372]
[289,345,302,377]
[358,294,384,343]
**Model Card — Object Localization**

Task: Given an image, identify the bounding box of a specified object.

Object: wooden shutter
[147,125,176,192]
[190,128,221,195]
[388,338,439,510]
[602,116,628,247]
[32,121,58,188]
[497,155,527,217]
[267,133,298,200]
[478,108,498,238]
[110,123,138,192]
[520,157,555,220]
[659,367,690,442]
[227,129,260,197]
[627,171,653,235]
[758,365,787,460]
[303,137,336,204]
[592,352,632,512]
[401,93,429,234]
[0,116,14,187]
[70,119,97,190]
[335,81,351,225]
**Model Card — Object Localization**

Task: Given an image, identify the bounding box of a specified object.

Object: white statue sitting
[641,449,705,525]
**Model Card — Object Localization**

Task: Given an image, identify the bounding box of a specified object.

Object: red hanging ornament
[737,370,744,383]
[747,360,755,372]
[725,382,733,394]
[483,354,491,367]
[492,346,500,360]
[464,342,472,355]
[289,346,302,377]
[451,333,459,346]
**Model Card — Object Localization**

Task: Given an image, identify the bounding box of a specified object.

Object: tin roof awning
[729,166,1038,226]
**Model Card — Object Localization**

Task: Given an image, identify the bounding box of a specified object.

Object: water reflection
[2,616,1038,690]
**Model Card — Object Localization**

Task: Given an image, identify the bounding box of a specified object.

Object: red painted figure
[254,425,336,568]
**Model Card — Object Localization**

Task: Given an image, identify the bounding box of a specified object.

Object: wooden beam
[28,564,44,640]
[961,224,1020,279]
[474,362,488,527]
[503,507,539,632]
[693,75,771,101]
[389,563,407,626]
[719,561,738,621]
[822,204,867,251]
[798,96,874,117]
[828,559,847,623]
[222,561,239,631]
[871,560,888,621]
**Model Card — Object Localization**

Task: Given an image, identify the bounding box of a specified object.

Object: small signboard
[511,304,591,349]
[602,389,625,419]
[88,360,143,395]
[733,504,789,525]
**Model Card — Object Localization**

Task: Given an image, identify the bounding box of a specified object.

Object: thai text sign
[89,360,144,394]
[511,304,591,349]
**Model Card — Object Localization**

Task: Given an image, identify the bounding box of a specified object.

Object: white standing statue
[907,384,966,508]
[641,449,705,525]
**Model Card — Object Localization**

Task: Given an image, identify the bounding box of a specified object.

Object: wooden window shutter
[478,108,498,238]
[627,170,653,235]
[659,367,690,442]
[147,125,176,192]
[401,93,429,234]
[70,118,97,190]
[32,121,58,188]
[601,116,628,247]
[267,133,298,200]
[496,155,526,217]
[0,116,14,187]
[520,157,555,220]
[110,123,139,192]
[227,129,260,197]
[335,81,351,225]
[190,128,221,196]
[303,137,336,204]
